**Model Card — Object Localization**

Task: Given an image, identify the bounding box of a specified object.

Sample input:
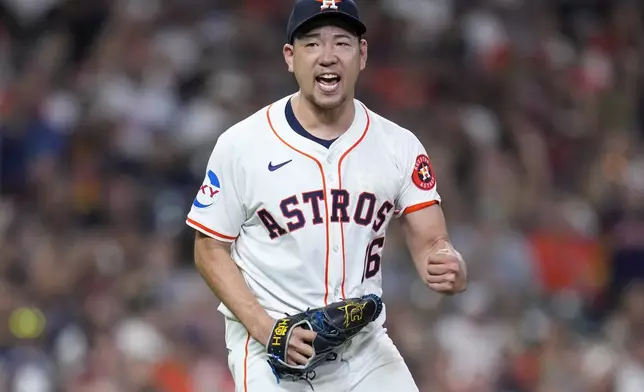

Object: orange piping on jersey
[403,200,439,215]
[266,105,332,305]
[243,333,251,392]
[337,103,371,300]
[186,218,237,241]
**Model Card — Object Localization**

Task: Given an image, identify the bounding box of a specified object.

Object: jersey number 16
[362,237,385,282]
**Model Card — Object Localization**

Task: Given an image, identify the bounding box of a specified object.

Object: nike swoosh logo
[268,159,292,171]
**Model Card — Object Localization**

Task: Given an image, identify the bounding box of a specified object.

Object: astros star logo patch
[411,154,436,190]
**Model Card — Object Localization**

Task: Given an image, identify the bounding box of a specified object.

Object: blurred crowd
[1,0,644,391]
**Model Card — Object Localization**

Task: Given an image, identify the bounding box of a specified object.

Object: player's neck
[291,93,355,140]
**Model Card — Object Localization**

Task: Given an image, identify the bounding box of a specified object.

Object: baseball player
[186,0,467,391]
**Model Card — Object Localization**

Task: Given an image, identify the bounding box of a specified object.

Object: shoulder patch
[411,154,436,191]
[193,170,222,208]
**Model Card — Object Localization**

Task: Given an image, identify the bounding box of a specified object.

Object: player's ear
[359,38,368,71]
[283,43,295,73]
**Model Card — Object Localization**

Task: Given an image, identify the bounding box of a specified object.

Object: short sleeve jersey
[186,95,441,320]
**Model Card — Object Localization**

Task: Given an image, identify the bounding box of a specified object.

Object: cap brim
[289,12,366,43]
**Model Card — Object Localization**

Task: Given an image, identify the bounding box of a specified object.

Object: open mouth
[315,73,341,93]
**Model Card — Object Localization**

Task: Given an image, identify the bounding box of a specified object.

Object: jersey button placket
[326,153,341,301]
[326,155,335,184]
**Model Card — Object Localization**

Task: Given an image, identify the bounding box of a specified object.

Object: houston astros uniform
[186,94,440,391]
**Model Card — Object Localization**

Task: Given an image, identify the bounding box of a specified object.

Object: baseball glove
[265,294,383,389]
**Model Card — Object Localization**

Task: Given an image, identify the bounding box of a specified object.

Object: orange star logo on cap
[316,0,343,10]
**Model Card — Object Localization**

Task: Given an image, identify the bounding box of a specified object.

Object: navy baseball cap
[286,0,367,44]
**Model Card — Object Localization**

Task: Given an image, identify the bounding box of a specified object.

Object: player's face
[283,25,367,111]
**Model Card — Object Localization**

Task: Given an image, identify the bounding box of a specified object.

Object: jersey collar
[266,94,369,162]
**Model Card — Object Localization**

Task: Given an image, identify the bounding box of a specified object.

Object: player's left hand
[425,242,466,294]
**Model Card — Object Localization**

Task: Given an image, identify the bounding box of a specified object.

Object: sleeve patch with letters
[411,154,436,191]
[193,170,221,208]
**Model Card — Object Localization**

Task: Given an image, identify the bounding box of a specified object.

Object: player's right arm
[187,133,314,363]
[193,233,276,345]
[186,134,274,344]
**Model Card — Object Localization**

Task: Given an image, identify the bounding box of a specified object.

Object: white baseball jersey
[186,94,441,322]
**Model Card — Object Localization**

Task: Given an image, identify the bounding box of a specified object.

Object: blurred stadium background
[1,0,644,391]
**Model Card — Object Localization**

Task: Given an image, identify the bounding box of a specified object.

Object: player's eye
[337,42,350,47]
[305,42,319,48]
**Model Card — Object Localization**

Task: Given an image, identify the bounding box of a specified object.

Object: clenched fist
[425,242,467,294]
